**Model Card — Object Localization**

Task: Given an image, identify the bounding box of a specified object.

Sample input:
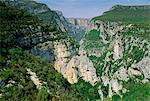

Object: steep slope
[0,2,83,100]
[1,1,99,100]
[67,18,89,29]
[81,5,150,100]
[3,0,67,32]
[4,0,86,41]
[1,1,150,100]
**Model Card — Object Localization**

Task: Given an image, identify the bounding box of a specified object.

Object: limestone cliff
[53,40,98,85]
[82,20,150,99]
[67,18,89,29]
[3,1,150,100]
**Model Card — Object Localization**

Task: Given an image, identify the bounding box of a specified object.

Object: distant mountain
[3,0,87,41]
[93,5,150,26]
[1,0,150,100]
[3,0,68,32]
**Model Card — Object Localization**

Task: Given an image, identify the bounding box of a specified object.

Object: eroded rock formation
[54,41,98,85]
[26,68,42,89]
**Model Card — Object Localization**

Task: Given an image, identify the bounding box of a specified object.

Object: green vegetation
[85,29,100,41]
[0,1,40,55]
[1,1,150,101]
[83,29,107,50]
[0,2,82,100]
[0,2,97,100]
[89,52,107,77]
[0,48,83,101]
[0,49,38,101]
[5,0,61,32]
[112,79,150,101]
[93,5,150,27]
[122,26,150,41]
[36,11,59,31]
[71,79,99,101]
[84,5,150,99]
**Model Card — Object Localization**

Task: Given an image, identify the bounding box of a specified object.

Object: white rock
[26,68,42,89]
[115,67,129,81]
[128,68,142,76]
[101,76,110,86]
[131,57,150,79]
[110,79,122,94]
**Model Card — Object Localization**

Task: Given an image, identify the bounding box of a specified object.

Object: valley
[0,0,150,101]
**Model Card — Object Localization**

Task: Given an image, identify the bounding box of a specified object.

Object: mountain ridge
[93,5,150,27]
[0,0,150,100]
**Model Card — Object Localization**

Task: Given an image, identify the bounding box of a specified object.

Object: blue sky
[36,0,150,18]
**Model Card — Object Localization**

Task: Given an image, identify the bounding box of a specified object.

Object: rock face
[4,1,150,100]
[82,20,124,56]
[30,41,54,63]
[26,68,42,89]
[67,18,89,29]
[54,41,98,85]
[77,55,98,85]
[67,18,90,41]
[17,32,54,47]
[5,0,86,40]
[81,19,150,99]
[131,57,150,79]
[67,18,91,41]
[113,35,123,60]
[54,41,73,73]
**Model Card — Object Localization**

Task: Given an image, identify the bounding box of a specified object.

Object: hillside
[0,2,83,100]
[81,4,150,101]
[3,0,87,41]
[93,5,150,27]
[0,1,150,101]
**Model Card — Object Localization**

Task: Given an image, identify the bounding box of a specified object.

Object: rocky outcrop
[81,18,150,99]
[113,35,123,60]
[4,1,150,100]
[54,41,73,73]
[54,41,98,85]
[67,18,89,29]
[5,0,92,84]
[90,20,124,37]
[77,55,98,85]
[17,32,54,47]
[26,68,42,89]
[82,20,125,56]
[5,0,87,41]
[4,0,68,32]
[131,57,150,79]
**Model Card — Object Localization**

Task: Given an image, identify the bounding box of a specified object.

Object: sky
[36,0,150,18]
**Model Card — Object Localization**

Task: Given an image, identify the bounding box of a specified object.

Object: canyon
[1,0,150,100]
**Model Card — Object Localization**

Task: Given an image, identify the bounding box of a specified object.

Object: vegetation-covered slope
[93,5,150,27]
[1,1,150,101]
[0,2,83,100]
[81,4,150,101]
[0,1,99,101]
[0,48,83,101]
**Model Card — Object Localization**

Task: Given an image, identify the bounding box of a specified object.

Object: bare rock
[131,57,150,79]
[110,79,122,94]
[114,67,129,81]
[128,68,142,76]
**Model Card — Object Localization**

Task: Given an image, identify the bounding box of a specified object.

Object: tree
[36,87,49,101]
